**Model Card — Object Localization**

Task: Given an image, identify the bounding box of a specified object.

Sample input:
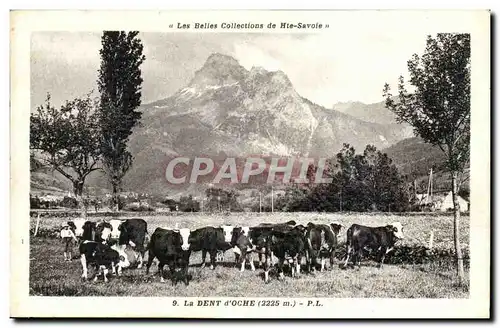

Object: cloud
[30,30,431,110]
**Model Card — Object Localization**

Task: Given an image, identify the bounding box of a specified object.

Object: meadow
[29,212,470,298]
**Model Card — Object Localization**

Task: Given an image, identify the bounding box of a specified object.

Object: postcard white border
[10,9,490,318]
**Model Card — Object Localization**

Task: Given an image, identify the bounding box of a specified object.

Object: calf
[260,225,308,283]
[79,241,120,282]
[188,226,234,270]
[305,222,343,273]
[145,227,191,285]
[343,222,404,269]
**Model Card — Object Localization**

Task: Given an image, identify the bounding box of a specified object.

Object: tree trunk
[112,183,119,212]
[73,180,87,218]
[451,170,465,285]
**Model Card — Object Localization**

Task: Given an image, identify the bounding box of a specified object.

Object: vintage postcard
[10,10,490,318]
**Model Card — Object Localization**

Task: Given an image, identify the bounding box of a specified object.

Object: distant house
[415,191,469,212]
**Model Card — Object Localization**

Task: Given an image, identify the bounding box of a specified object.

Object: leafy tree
[383,33,470,284]
[97,31,145,211]
[178,195,200,212]
[30,93,101,216]
[205,187,242,212]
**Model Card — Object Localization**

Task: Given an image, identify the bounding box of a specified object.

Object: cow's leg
[296,256,301,277]
[248,252,256,271]
[117,263,123,276]
[271,251,275,266]
[343,245,352,268]
[320,258,326,272]
[158,263,165,283]
[329,249,336,270]
[169,262,177,286]
[355,247,362,269]
[310,252,318,274]
[378,247,387,269]
[258,249,263,267]
[264,254,270,284]
[201,249,207,269]
[145,250,155,275]
[240,249,247,272]
[183,257,190,286]
[209,250,217,270]
[93,265,101,282]
[80,254,88,279]
[137,252,143,269]
[277,258,285,281]
[103,268,109,282]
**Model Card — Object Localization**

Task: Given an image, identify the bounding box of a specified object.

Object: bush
[60,196,78,209]
[123,202,155,212]
[334,242,470,268]
[30,195,42,209]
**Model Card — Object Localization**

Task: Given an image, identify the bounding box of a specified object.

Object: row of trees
[277,144,410,212]
[30,31,145,216]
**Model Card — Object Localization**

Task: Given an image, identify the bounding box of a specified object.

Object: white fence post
[428,230,434,250]
[34,213,41,236]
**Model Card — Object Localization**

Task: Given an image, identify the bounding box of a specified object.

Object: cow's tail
[343,226,354,268]
[144,232,151,250]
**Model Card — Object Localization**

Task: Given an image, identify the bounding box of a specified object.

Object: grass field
[29,212,470,298]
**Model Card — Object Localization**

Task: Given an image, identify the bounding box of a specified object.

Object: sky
[30,31,430,109]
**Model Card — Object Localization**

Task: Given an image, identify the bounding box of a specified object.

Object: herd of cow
[63,218,405,285]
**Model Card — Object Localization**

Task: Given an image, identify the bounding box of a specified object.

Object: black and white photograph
[10,10,490,318]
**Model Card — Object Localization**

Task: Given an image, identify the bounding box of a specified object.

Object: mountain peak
[204,53,241,67]
[189,53,247,87]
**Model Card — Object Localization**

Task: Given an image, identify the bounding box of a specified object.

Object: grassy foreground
[29,212,470,298]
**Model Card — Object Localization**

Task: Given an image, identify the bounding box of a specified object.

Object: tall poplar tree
[97,31,145,210]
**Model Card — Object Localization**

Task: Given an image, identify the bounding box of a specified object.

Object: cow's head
[330,222,343,236]
[72,219,86,237]
[387,222,404,239]
[177,228,191,251]
[221,225,235,243]
[111,243,131,269]
[97,220,113,242]
[241,226,250,237]
[110,219,125,239]
[285,220,297,226]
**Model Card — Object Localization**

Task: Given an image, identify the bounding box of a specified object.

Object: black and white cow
[97,218,149,269]
[259,225,308,283]
[305,222,343,273]
[343,222,404,269]
[79,241,120,282]
[231,226,257,272]
[188,225,234,270]
[145,227,192,285]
